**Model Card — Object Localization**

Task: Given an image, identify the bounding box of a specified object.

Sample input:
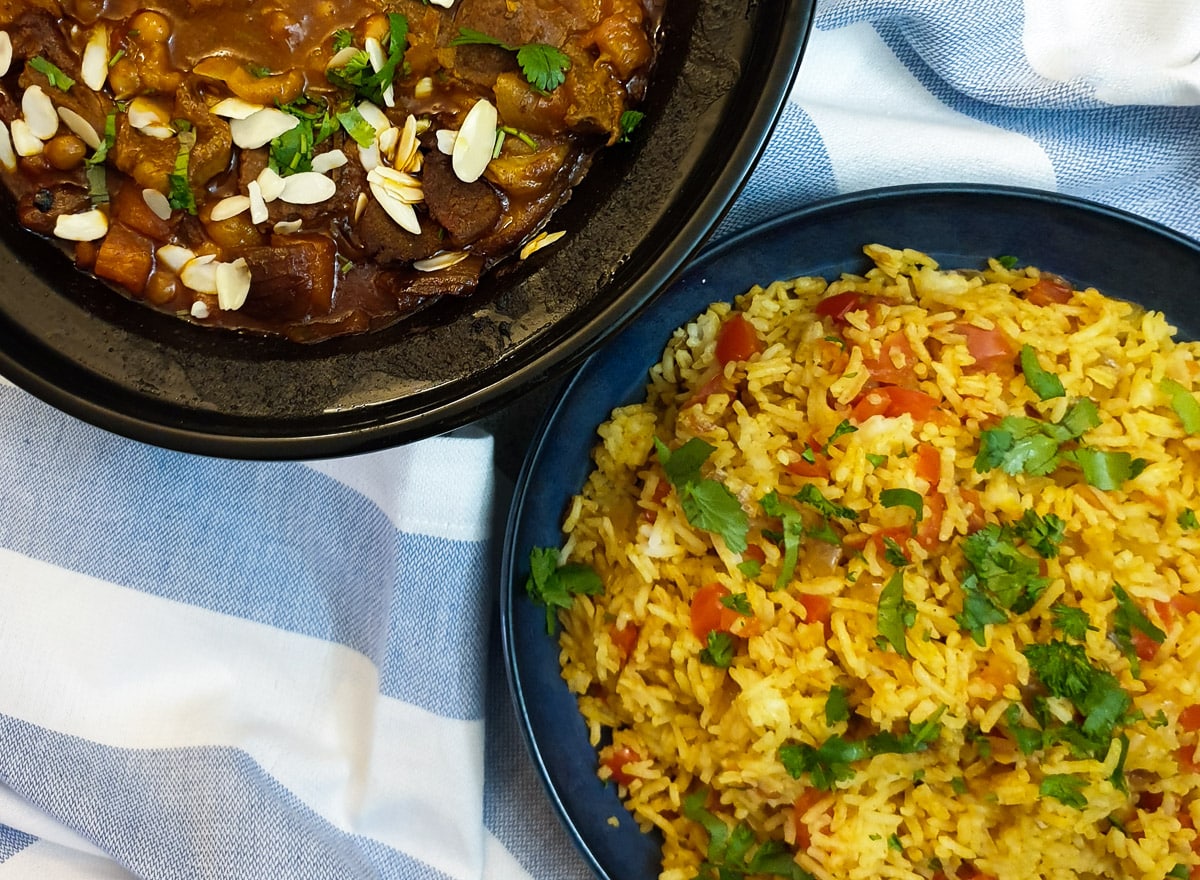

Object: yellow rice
[554,245,1200,880]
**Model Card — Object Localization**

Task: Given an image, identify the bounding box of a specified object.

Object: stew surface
[0,0,662,340]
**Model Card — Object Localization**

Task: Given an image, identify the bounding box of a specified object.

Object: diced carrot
[111,180,172,242]
[93,222,154,295]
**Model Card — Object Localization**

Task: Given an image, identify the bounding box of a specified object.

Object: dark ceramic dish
[0,1,816,459]
[501,184,1200,880]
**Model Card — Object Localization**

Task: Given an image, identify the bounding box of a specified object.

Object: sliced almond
[248,180,268,224]
[279,171,336,205]
[357,101,390,135]
[215,257,252,311]
[230,107,299,150]
[22,85,58,141]
[367,166,423,204]
[156,244,197,274]
[57,107,101,150]
[451,99,497,183]
[364,36,386,73]
[256,166,286,202]
[413,250,469,272]
[311,149,348,174]
[436,128,457,156]
[520,229,566,260]
[127,96,170,131]
[11,119,43,157]
[210,97,266,120]
[414,77,433,100]
[377,126,399,160]
[428,0,455,7]
[140,124,176,140]
[394,115,420,171]
[273,219,303,234]
[0,121,15,172]
[353,191,368,223]
[0,32,11,79]
[54,209,109,242]
[210,194,251,221]
[369,178,421,234]
[180,254,218,294]
[80,25,109,92]
[190,299,210,319]
[326,46,360,71]
[381,83,395,109]
[358,140,381,173]
[142,188,172,221]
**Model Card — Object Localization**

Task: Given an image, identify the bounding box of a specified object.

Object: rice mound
[555,245,1200,880]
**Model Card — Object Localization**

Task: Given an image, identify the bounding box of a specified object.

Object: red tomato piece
[864,331,917,385]
[852,387,941,423]
[915,444,941,485]
[797,592,833,640]
[1180,705,1200,733]
[1131,628,1160,663]
[786,439,830,479]
[715,313,761,365]
[792,788,823,851]
[815,291,870,323]
[1177,744,1200,773]
[1024,274,1074,306]
[870,525,912,559]
[690,583,741,639]
[915,492,945,549]
[609,623,640,660]
[602,744,642,786]
[956,322,1015,373]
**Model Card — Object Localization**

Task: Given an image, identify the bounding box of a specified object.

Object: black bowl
[500,184,1200,880]
[0,2,816,459]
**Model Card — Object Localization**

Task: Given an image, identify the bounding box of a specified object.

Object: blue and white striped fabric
[2,2,1199,878]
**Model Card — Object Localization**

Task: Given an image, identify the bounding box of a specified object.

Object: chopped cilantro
[760,491,804,589]
[1039,773,1088,809]
[824,686,850,726]
[336,105,378,148]
[866,453,888,468]
[1003,704,1043,755]
[450,27,571,92]
[682,790,815,880]
[780,710,944,790]
[825,419,858,450]
[796,484,858,522]
[1013,508,1066,558]
[995,255,1019,268]
[1111,583,1165,677]
[270,97,337,176]
[327,14,409,105]
[1110,732,1130,793]
[655,438,749,554]
[876,571,915,657]
[1023,639,1130,746]
[887,834,903,852]
[1050,603,1093,640]
[332,28,354,51]
[883,536,909,567]
[1019,344,1065,400]
[950,776,967,794]
[699,631,734,668]
[720,592,752,615]
[955,523,1049,644]
[975,399,1100,477]
[29,56,75,91]
[524,547,603,633]
[167,126,197,214]
[1060,447,1147,491]
[880,487,923,522]
[617,109,644,143]
[1180,508,1199,530]
[1167,865,1190,880]
[1162,378,1200,434]
[737,559,761,578]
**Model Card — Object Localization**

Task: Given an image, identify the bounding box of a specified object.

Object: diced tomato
[690,583,741,639]
[683,367,728,408]
[1137,790,1165,812]
[609,623,639,660]
[715,313,761,365]
[640,480,672,523]
[792,788,823,851]
[1131,628,1160,663]
[786,439,830,479]
[956,322,1015,373]
[1177,744,1200,773]
[870,525,912,559]
[915,444,941,485]
[742,544,766,565]
[1157,593,1200,629]
[815,291,870,324]
[798,592,833,640]
[1024,274,1074,307]
[601,744,642,787]
[851,386,941,423]
[914,492,945,549]
[864,331,917,385]
[1180,705,1200,733]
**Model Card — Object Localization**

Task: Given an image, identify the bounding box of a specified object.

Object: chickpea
[129,11,171,44]
[144,269,178,306]
[107,57,141,99]
[44,134,88,171]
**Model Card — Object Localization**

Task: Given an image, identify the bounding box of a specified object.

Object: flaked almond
[369,178,421,234]
[142,188,172,221]
[353,191,368,223]
[357,101,389,135]
[279,171,336,205]
[358,140,381,172]
[451,98,496,183]
[367,165,423,204]
[22,85,58,140]
[311,149,348,174]
[248,180,268,224]
[11,119,43,157]
[54,209,108,241]
[190,299,210,319]
[378,126,399,160]
[0,32,11,78]
[210,194,251,221]
[57,107,102,150]
[414,77,433,100]
[520,229,566,260]
[230,107,299,150]
[80,25,109,91]
[215,257,252,311]
[127,96,170,131]
[0,121,15,172]
[211,97,265,120]
[364,36,386,73]
[273,219,303,234]
[256,166,286,202]
[413,250,469,272]
[180,254,218,294]
[326,46,360,71]
[436,128,456,155]
[141,124,176,140]
[156,244,196,273]
[429,0,455,7]
[394,115,420,172]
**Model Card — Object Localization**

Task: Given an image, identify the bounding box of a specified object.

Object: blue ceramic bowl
[499,183,1200,880]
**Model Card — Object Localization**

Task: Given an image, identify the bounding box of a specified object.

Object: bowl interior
[0,0,816,458]
[501,184,1200,880]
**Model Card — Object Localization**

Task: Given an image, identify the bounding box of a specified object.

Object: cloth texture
[2,1,1199,877]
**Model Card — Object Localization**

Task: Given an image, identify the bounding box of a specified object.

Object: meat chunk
[421,150,501,246]
[238,234,336,320]
[17,181,90,235]
[6,10,74,74]
[354,199,444,265]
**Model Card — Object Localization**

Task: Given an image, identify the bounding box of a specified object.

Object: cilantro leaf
[1180,508,1199,530]
[1111,583,1165,677]
[167,126,197,214]
[995,255,1020,268]
[883,536,909,567]
[699,631,734,668]
[779,735,867,790]
[760,490,804,589]
[1168,866,1190,880]
[1014,508,1066,558]
[1110,732,1130,793]
[1003,703,1044,755]
[737,559,761,578]
[29,56,75,91]
[326,14,408,105]
[1050,603,1093,640]
[796,484,858,522]
[720,592,752,615]
[1162,378,1200,434]
[1023,639,1130,746]
[866,453,888,468]
[1039,773,1088,809]
[682,790,815,880]
[880,487,923,522]
[332,28,354,51]
[1020,344,1065,400]
[617,109,644,143]
[336,105,378,148]
[656,438,749,553]
[975,400,1102,477]
[824,686,850,726]
[961,523,1049,614]
[1061,447,1146,491]
[876,570,915,657]
[524,547,602,633]
[450,27,571,93]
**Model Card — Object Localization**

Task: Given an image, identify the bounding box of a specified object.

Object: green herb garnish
[1111,583,1165,677]
[29,56,75,91]
[1050,603,1093,640]
[167,124,197,214]
[656,438,749,554]
[699,631,735,668]
[618,109,644,143]
[824,686,850,726]
[682,790,815,880]
[450,27,570,92]
[524,547,603,633]
[1162,378,1200,434]
[1039,773,1088,809]
[876,571,915,657]
[880,487,923,522]
[1019,344,1065,400]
